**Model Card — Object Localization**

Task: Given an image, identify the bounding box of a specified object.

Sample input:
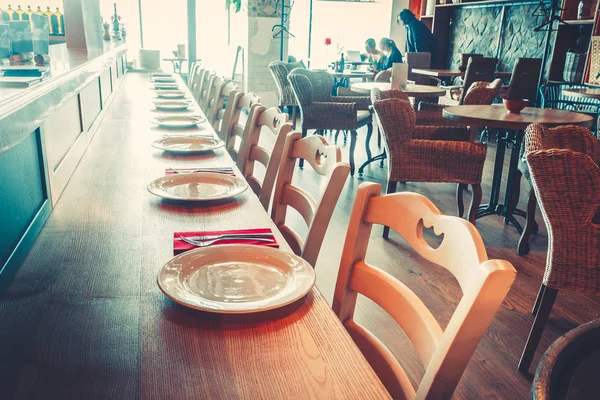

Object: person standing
[398,9,440,67]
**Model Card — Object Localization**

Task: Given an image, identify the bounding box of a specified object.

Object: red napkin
[174,228,279,255]
[165,168,235,176]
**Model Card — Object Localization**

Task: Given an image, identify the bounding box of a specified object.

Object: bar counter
[0,72,390,399]
[0,43,128,290]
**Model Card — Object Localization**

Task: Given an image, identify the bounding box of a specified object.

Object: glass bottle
[34,6,43,16]
[44,7,54,35]
[0,7,8,22]
[53,7,64,35]
[25,5,33,18]
[14,5,24,20]
[6,5,15,21]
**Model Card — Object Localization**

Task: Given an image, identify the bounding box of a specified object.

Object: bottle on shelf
[52,7,64,35]
[0,7,8,22]
[44,6,54,35]
[6,5,15,20]
[34,6,43,16]
[338,53,345,73]
[14,5,24,20]
[578,1,585,19]
[24,5,32,26]
[112,3,120,37]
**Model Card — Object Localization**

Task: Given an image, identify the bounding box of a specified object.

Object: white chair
[237,107,292,210]
[205,79,236,131]
[197,71,215,108]
[220,91,261,161]
[271,132,350,267]
[333,182,517,399]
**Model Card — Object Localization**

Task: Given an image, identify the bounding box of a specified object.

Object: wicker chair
[517,123,600,373]
[373,98,487,235]
[288,68,373,176]
[516,124,600,256]
[540,82,600,136]
[441,57,497,104]
[375,68,392,83]
[268,61,304,128]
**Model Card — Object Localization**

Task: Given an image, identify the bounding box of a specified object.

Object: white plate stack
[139,49,161,70]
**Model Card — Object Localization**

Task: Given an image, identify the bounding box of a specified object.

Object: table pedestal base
[476,129,526,233]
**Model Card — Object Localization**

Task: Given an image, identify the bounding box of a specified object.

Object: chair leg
[532,283,546,316]
[365,122,373,161]
[291,107,298,130]
[518,189,537,256]
[468,183,482,225]
[349,130,358,176]
[383,181,398,239]
[377,127,381,148]
[299,129,307,169]
[518,286,558,373]
[457,183,466,218]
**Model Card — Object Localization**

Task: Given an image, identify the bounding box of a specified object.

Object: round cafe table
[443,105,593,232]
[562,88,600,100]
[350,82,446,97]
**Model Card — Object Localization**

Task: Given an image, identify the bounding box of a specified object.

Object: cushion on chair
[357,110,371,122]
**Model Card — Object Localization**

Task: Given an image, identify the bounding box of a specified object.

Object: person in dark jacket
[377,38,403,72]
[398,9,440,67]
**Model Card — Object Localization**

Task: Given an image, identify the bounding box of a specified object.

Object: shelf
[420,15,434,19]
[562,19,596,25]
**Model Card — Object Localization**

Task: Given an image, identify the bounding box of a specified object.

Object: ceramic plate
[150,115,206,128]
[151,72,173,78]
[153,99,192,111]
[152,136,224,153]
[147,172,248,201]
[156,90,187,99]
[157,244,315,313]
[152,76,177,83]
[155,82,180,90]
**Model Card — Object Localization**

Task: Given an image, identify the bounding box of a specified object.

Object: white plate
[150,115,206,128]
[147,172,248,201]
[157,245,316,313]
[153,99,192,111]
[152,76,177,83]
[151,72,172,78]
[155,82,180,90]
[152,136,224,153]
[156,90,187,99]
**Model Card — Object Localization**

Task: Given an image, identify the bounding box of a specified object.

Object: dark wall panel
[0,131,46,267]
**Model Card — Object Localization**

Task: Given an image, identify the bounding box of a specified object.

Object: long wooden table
[0,72,390,399]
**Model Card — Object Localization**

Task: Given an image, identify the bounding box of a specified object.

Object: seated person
[361,38,383,64]
[374,38,403,73]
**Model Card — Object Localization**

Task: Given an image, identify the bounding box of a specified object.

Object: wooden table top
[563,88,600,100]
[327,70,374,78]
[412,68,513,78]
[443,105,594,130]
[0,73,390,399]
[350,82,446,97]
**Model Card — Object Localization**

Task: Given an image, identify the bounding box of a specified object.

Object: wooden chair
[189,67,205,101]
[197,71,215,110]
[187,62,200,88]
[237,107,293,210]
[504,58,543,103]
[517,123,600,372]
[205,79,236,131]
[333,182,516,399]
[220,91,261,161]
[373,97,487,230]
[201,74,222,114]
[271,132,350,267]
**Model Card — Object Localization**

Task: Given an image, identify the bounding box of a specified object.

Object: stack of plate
[139,49,161,70]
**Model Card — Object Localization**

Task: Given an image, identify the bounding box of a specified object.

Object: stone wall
[446,3,553,75]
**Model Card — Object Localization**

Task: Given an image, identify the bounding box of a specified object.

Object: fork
[168,167,234,174]
[179,235,275,248]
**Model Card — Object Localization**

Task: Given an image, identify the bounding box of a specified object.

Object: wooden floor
[3,73,600,399]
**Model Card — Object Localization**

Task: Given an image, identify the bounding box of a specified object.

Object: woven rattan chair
[333,182,516,399]
[373,98,487,235]
[268,61,304,128]
[515,124,600,255]
[288,68,373,176]
[375,68,392,83]
[517,123,600,373]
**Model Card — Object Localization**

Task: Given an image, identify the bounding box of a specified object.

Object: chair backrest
[460,57,497,104]
[189,67,205,101]
[202,75,223,114]
[198,71,216,110]
[287,68,334,104]
[371,88,410,104]
[524,123,600,293]
[505,58,543,103]
[269,61,304,107]
[375,68,392,83]
[406,52,431,85]
[459,53,483,71]
[237,107,293,210]
[188,62,200,88]
[333,182,516,399]
[220,91,261,161]
[206,79,236,130]
[462,78,502,105]
[271,132,350,267]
